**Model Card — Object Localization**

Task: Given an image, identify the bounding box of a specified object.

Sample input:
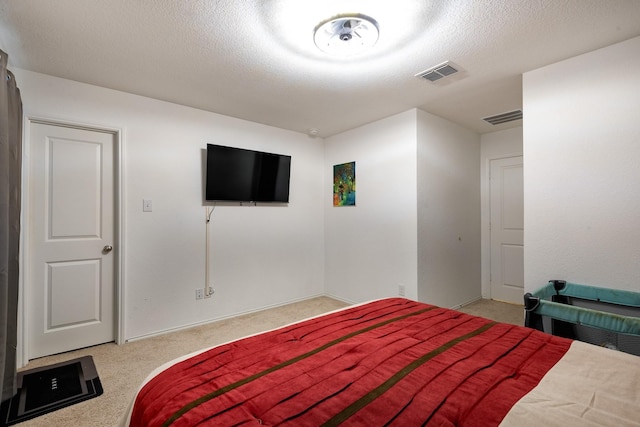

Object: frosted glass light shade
[313,15,379,56]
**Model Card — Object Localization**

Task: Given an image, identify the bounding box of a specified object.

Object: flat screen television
[205,144,291,203]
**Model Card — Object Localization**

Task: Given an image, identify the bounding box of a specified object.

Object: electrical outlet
[398,284,406,297]
[204,287,215,298]
[196,288,204,300]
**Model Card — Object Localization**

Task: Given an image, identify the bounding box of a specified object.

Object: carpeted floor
[15,296,523,427]
[457,298,524,326]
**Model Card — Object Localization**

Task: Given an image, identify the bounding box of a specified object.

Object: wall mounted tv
[205,144,291,203]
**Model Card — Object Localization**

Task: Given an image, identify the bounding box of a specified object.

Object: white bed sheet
[501,340,640,426]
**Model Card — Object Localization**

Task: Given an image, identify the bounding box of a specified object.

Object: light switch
[143,199,152,212]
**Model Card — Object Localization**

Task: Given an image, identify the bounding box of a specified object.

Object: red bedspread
[129,298,571,426]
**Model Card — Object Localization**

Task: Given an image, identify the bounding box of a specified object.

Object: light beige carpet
[457,298,524,326]
[16,296,523,427]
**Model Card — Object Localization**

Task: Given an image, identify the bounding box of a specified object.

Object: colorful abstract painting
[333,161,356,206]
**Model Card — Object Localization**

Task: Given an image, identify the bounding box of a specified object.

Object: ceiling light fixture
[313,14,379,57]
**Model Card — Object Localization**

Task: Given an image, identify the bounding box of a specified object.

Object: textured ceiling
[1,0,640,137]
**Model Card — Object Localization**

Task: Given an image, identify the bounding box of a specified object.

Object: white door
[490,156,524,304]
[28,122,116,359]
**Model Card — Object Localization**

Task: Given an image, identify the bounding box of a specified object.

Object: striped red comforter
[128,298,571,426]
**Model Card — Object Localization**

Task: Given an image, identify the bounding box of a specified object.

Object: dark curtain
[0,49,22,402]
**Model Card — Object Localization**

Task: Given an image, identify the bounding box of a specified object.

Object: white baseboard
[450,296,483,310]
[125,293,329,343]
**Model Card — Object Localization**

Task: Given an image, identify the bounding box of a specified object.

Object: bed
[122,297,640,426]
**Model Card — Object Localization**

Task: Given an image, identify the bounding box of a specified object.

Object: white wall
[324,110,418,303]
[417,110,481,307]
[523,36,640,293]
[480,127,523,298]
[15,69,325,341]
[16,68,486,346]
[323,109,482,308]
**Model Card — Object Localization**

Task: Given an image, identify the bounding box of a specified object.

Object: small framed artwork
[333,161,356,206]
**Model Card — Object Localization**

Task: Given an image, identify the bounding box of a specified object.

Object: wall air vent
[482,109,523,125]
[415,61,459,82]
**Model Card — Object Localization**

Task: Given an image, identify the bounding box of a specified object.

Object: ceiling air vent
[482,109,523,125]
[415,61,459,82]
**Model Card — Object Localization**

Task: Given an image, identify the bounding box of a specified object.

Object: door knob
[103,245,113,253]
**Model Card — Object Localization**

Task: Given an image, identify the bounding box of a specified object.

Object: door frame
[488,155,524,303]
[481,152,522,301]
[19,116,125,366]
